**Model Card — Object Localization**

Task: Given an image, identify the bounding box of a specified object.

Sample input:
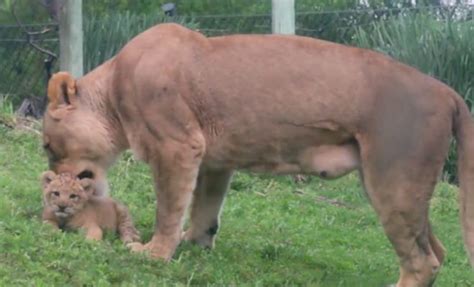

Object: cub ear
[47,72,77,119]
[79,178,95,195]
[41,170,57,189]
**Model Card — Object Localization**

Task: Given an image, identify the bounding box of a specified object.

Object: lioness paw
[127,242,145,251]
[127,240,174,261]
[121,233,141,244]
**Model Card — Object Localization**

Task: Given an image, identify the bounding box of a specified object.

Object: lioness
[41,171,140,243]
[42,23,474,286]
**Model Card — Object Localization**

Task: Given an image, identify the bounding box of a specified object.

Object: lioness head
[41,171,93,218]
[42,72,120,195]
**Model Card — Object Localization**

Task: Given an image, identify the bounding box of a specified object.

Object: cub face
[41,171,93,218]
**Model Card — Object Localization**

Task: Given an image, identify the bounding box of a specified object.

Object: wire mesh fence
[296,4,474,42]
[0,4,473,115]
[193,13,272,36]
[191,5,473,41]
[0,23,58,110]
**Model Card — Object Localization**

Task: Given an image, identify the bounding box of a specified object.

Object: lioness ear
[47,72,77,119]
[41,170,56,189]
[79,178,95,195]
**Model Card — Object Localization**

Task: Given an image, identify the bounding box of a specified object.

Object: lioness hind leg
[363,175,442,287]
[355,99,452,286]
[360,162,444,287]
[183,168,233,248]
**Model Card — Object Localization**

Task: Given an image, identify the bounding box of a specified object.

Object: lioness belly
[203,124,360,179]
[240,142,359,178]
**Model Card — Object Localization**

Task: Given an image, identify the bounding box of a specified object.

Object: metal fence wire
[194,13,272,36]
[191,5,473,42]
[0,23,58,106]
[295,4,474,42]
[0,4,473,111]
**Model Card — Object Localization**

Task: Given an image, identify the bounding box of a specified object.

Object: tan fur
[42,23,474,286]
[41,171,140,243]
[47,72,77,118]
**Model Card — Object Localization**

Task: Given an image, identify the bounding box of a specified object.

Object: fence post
[59,0,83,77]
[272,0,295,35]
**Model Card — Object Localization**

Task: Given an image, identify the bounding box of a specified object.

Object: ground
[0,123,472,286]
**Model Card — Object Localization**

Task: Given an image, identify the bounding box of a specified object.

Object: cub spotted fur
[41,171,140,243]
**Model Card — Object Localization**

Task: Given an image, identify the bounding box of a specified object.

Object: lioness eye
[70,194,78,199]
[52,191,60,197]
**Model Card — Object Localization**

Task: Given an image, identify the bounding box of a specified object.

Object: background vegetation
[83,13,198,72]
[3,0,449,24]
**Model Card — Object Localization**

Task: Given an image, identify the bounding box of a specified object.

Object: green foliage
[0,24,58,107]
[83,0,271,16]
[82,0,464,17]
[172,0,270,16]
[0,0,51,24]
[0,94,13,114]
[0,124,473,285]
[353,13,474,181]
[296,0,354,11]
[83,12,198,72]
[81,0,474,18]
[296,10,373,43]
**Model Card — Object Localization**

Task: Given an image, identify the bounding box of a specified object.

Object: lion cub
[41,171,140,243]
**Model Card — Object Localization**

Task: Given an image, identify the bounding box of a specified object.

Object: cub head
[41,171,94,218]
[42,72,116,195]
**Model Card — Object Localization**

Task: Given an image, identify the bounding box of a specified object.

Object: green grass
[0,123,472,286]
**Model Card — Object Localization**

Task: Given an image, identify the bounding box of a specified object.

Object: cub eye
[70,194,79,199]
[52,191,60,197]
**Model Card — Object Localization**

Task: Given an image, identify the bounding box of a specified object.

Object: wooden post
[59,0,83,77]
[272,0,295,35]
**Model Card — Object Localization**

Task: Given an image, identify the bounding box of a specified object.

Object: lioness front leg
[183,168,233,248]
[130,139,204,261]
